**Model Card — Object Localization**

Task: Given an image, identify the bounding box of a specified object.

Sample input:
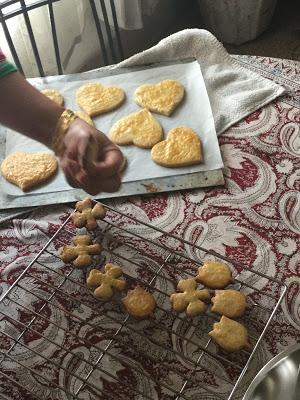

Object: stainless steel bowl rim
[242,342,300,400]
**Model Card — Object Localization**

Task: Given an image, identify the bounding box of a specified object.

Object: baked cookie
[208,316,250,352]
[41,89,64,106]
[87,264,126,300]
[109,109,163,148]
[1,152,58,191]
[134,80,184,116]
[74,111,94,126]
[122,287,156,318]
[211,290,247,318]
[196,260,233,289]
[71,198,106,230]
[151,127,203,168]
[61,235,101,268]
[170,278,210,317]
[76,82,125,117]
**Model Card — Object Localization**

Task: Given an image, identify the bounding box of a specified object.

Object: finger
[88,148,124,178]
[59,157,81,188]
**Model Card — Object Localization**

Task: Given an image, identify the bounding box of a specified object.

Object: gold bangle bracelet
[51,109,78,156]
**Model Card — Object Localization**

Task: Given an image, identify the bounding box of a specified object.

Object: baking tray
[0,201,287,399]
[0,58,224,211]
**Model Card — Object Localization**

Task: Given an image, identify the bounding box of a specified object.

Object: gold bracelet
[51,109,78,156]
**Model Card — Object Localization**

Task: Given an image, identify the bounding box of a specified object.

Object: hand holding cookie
[58,118,124,195]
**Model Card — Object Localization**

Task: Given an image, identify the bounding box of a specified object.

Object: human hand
[59,118,124,195]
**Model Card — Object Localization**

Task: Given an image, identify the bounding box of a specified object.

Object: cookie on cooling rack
[170,278,210,317]
[71,198,106,230]
[61,234,101,268]
[211,290,247,318]
[122,287,156,318]
[196,260,233,289]
[87,264,126,300]
[208,316,250,352]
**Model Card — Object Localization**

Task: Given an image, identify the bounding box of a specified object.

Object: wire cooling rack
[0,201,287,400]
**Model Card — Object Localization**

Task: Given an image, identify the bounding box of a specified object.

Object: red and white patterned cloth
[0,55,299,400]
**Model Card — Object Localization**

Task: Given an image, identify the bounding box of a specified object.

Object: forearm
[0,71,64,147]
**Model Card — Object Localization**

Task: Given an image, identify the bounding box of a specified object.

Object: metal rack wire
[0,201,287,399]
[0,0,124,76]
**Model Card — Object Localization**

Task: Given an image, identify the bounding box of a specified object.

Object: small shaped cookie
[41,89,64,106]
[134,80,184,116]
[211,290,247,318]
[87,264,126,300]
[74,111,94,126]
[151,127,203,168]
[61,235,101,268]
[122,287,156,318]
[208,316,250,352]
[76,82,125,117]
[196,260,233,289]
[109,109,163,148]
[1,152,58,191]
[170,278,210,317]
[71,198,106,230]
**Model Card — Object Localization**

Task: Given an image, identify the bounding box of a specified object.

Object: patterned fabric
[0,55,299,400]
[0,48,17,77]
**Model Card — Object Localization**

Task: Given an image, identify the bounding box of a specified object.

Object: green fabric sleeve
[0,60,17,78]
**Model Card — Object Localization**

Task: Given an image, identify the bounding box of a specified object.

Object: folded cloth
[114,29,285,135]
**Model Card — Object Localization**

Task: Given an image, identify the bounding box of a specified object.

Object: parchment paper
[2,61,223,196]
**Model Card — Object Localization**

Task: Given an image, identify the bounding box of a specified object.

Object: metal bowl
[243,343,300,400]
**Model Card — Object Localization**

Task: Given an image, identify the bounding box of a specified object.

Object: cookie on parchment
[151,127,203,168]
[109,109,163,148]
[76,82,125,117]
[134,79,184,116]
[41,88,64,106]
[1,151,58,191]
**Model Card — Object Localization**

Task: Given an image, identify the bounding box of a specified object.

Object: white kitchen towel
[111,29,285,135]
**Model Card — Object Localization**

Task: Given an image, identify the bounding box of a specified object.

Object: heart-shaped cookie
[151,127,203,167]
[41,88,64,106]
[109,109,163,148]
[76,83,125,117]
[134,80,184,116]
[1,152,58,191]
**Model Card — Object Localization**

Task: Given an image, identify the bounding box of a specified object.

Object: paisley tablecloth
[0,55,299,400]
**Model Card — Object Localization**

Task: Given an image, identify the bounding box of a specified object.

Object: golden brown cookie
[170,278,210,317]
[71,198,106,230]
[41,88,64,106]
[61,235,101,268]
[74,111,94,126]
[122,287,156,318]
[208,316,250,352]
[109,109,163,148]
[1,152,58,191]
[134,80,184,116]
[76,82,125,117]
[87,264,126,300]
[151,127,203,168]
[211,290,247,318]
[196,260,233,289]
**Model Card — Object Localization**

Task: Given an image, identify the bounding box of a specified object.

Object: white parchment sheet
[2,61,223,196]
